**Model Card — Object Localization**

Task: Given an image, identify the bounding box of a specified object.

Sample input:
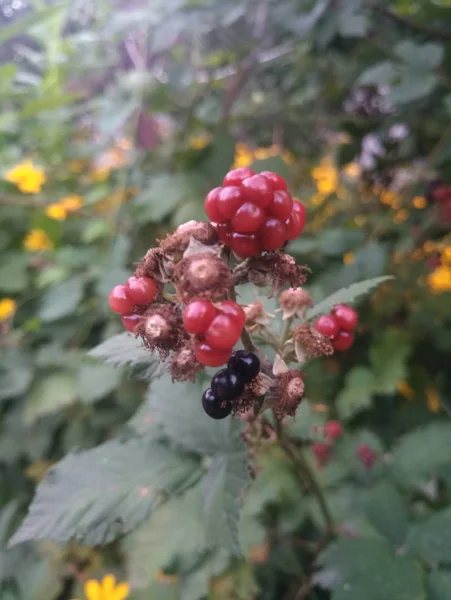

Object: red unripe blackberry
[230,232,260,257]
[332,304,358,331]
[217,186,244,220]
[217,300,246,330]
[122,313,141,332]
[231,202,265,233]
[205,314,242,350]
[267,190,293,220]
[183,300,216,335]
[315,315,339,338]
[125,276,157,305]
[325,420,343,440]
[240,174,273,208]
[260,171,287,191]
[194,341,232,367]
[223,167,255,187]
[332,330,354,351]
[204,187,225,222]
[108,285,135,315]
[259,218,287,251]
[215,222,233,244]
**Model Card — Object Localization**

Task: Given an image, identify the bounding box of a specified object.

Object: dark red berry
[125,276,157,305]
[183,300,217,335]
[332,304,358,331]
[260,171,287,191]
[267,190,293,220]
[312,443,330,468]
[227,350,260,383]
[231,202,265,233]
[325,420,343,440]
[215,222,233,244]
[217,186,244,220]
[357,443,376,468]
[194,341,232,367]
[332,330,354,351]
[224,167,255,187]
[205,314,242,350]
[315,315,339,338]
[291,201,307,236]
[202,388,232,419]
[240,174,273,208]
[211,368,245,401]
[230,232,260,257]
[433,185,451,203]
[259,218,287,251]
[205,187,226,222]
[217,300,246,330]
[108,285,135,315]
[122,313,141,332]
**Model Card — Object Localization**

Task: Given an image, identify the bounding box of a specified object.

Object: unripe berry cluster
[314,304,358,351]
[183,299,246,367]
[202,351,260,419]
[108,276,158,332]
[204,168,306,257]
[312,420,343,468]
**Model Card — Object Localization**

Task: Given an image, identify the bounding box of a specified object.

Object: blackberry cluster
[109,276,158,332]
[202,350,260,419]
[314,304,358,351]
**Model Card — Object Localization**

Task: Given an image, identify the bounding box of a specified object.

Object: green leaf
[89,332,155,369]
[0,3,67,45]
[20,93,79,118]
[357,61,397,86]
[0,350,33,401]
[361,482,408,545]
[406,508,451,566]
[306,276,393,321]
[427,571,451,600]
[134,173,200,223]
[390,73,438,104]
[369,331,411,395]
[392,423,451,485]
[77,362,121,403]
[9,438,201,547]
[0,252,30,293]
[316,538,426,600]
[38,276,85,322]
[286,399,328,441]
[336,367,376,420]
[25,372,77,425]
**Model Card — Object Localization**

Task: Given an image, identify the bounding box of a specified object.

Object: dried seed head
[278,287,312,320]
[137,303,185,358]
[243,252,309,297]
[244,301,271,326]
[169,342,204,382]
[292,323,334,363]
[273,369,305,419]
[159,221,217,260]
[231,377,261,416]
[135,247,172,283]
[174,253,232,302]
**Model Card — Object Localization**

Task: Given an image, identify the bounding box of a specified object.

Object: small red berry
[357,443,376,468]
[332,330,354,351]
[231,202,265,233]
[224,167,255,187]
[312,442,330,468]
[217,300,246,330]
[292,200,307,230]
[325,420,343,440]
[332,304,358,331]
[122,313,141,332]
[108,285,135,315]
[205,187,226,223]
[433,185,451,203]
[267,190,293,220]
[240,174,273,208]
[230,232,261,257]
[215,222,233,244]
[285,201,306,240]
[315,315,339,338]
[259,218,287,251]
[183,299,217,335]
[260,171,287,191]
[205,313,242,350]
[125,276,157,305]
[194,340,233,367]
[217,186,244,220]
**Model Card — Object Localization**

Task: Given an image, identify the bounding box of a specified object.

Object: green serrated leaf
[336,367,376,421]
[77,362,120,403]
[427,571,451,600]
[370,331,411,395]
[361,482,408,545]
[38,276,84,322]
[89,333,158,375]
[306,276,393,321]
[9,438,202,547]
[406,507,451,566]
[25,372,77,425]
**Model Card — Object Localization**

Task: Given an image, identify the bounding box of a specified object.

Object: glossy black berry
[211,368,245,401]
[202,388,232,420]
[227,350,260,383]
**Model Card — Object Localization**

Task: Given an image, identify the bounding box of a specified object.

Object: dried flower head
[159,221,217,260]
[273,369,305,419]
[242,253,308,297]
[135,247,173,283]
[244,301,272,327]
[292,323,334,363]
[278,287,312,320]
[231,376,262,416]
[174,253,232,301]
[137,303,185,358]
[169,342,203,382]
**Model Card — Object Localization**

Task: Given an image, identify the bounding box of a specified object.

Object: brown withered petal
[174,253,232,302]
[137,303,186,358]
[273,369,305,419]
[169,342,204,382]
[134,247,173,283]
[292,324,334,359]
[278,287,312,320]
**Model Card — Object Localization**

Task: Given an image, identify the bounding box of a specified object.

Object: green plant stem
[369,5,451,42]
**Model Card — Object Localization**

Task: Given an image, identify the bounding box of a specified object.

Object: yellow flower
[441,246,451,264]
[412,196,426,209]
[343,162,361,179]
[312,159,338,195]
[60,194,84,212]
[343,252,355,265]
[427,265,451,293]
[380,190,400,208]
[23,229,54,251]
[4,160,46,193]
[427,387,441,413]
[189,135,210,150]
[46,203,67,221]
[75,575,130,600]
[0,298,16,322]
[353,215,367,227]
[394,209,410,224]
[397,380,415,400]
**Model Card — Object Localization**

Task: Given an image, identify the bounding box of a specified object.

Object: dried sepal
[169,341,204,382]
[273,354,289,376]
[159,221,217,258]
[174,252,232,302]
[137,303,185,358]
[292,324,334,363]
[277,287,312,320]
[273,369,305,419]
[135,247,173,283]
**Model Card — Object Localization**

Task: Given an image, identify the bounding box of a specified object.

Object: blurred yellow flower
[74,575,129,600]
[312,158,338,195]
[189,135,210,150]
[427,265,451,293]
[4,160,46,193]
[397,380,415,400]
[60,194,84,212]
[232,143,293,169]
[46,203,67,221]
[70,160,85,173]
[441,246,451,264]
[394,209,410,224]
[380,190,400,208]
[343,162,361,179]
[23,229,54,251]
[343,252,355,265]
[0,298,16,322]
[412,196,426,209]
[427,387,441,413]
[353,215,367,227]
